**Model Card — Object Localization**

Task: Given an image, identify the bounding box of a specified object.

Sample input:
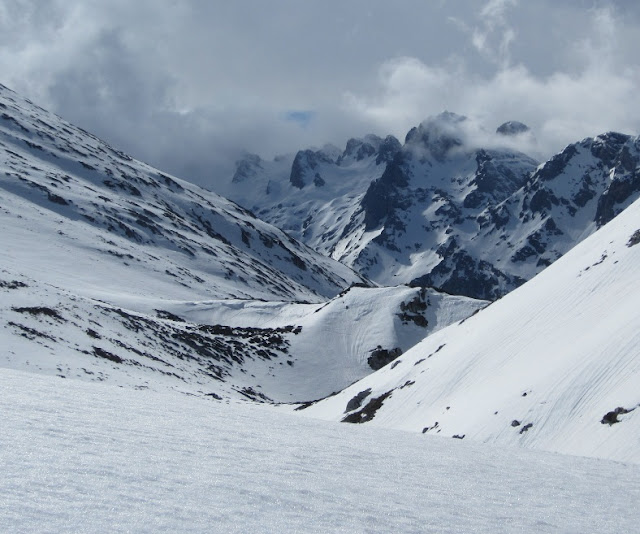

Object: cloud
[343,5,640,159]
[0,1,639,190]
[472,0,519,67]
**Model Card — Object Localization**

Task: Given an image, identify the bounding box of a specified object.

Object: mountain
[0,83,367,304]
[217,134,401,256]
[298,194,640,463]
[0,83,484,401]
[223,113,640,301]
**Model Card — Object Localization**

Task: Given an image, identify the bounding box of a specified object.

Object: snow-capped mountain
[224,113,640,300]
[0,83,484,401]
[299,194,640,463]
[217,134,401,257]
[0,83,367,304]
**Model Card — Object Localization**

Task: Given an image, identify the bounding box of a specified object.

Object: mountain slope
[0,264,483,402]
[299,195,640,463]
[218,134,401,256]
[0,83,485,402]
[0,83,366,304]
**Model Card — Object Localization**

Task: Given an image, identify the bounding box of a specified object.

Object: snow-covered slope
[0,83,366,304]
[0,83,484,403]
[300,196,640,463]
[0,266,483,402]
[3,367,639,533]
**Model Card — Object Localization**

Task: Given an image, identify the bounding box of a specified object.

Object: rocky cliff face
[222,113,640,301]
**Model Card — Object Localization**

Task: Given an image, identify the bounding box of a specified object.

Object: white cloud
[343,6,640,159]
[471,0,519,68]
[0,1,638,188]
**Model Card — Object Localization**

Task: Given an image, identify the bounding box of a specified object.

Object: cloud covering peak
[1,0,638,189]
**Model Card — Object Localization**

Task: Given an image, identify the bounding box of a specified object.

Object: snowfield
[2,367,639,534]
[302,195,640,464]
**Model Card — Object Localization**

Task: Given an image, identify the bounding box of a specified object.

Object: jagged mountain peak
[496,121,530,136]
[232,152,263,183]
[404,112,468,161]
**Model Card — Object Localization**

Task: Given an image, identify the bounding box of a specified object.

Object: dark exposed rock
[534,144,578,182]
[367,347,402,370]
[0,280,28,289]
[595,170,640,227]
[8,321,57,341]
[519,423,533,434]
[92,346,124,364]
[361,151,411,231]
[289,149,334,189]
[572,175,597,207]
[345,388,372,413]
[397,291,429,327]
[12,306,64,321]
[601,406,636,425]
[47,191,69,205]
[464,151,526,209]
[411,246,525,301]
[627,230,640,247]
[511,419,521,427]
[155,310,185,322]
[496,121,530,136]
[590,132,630,165]
[376,135,402,165]
[422,421,439,433]
[341,390,393,423]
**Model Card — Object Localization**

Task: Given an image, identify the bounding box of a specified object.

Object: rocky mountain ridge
[224,113,640,300]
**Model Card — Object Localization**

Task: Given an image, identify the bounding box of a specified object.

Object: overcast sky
[1,0,639,189]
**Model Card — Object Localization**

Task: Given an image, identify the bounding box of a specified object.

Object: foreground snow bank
[1,368,638,533]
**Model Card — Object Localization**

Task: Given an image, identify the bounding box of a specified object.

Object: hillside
[0,83,366,304]
[299,194,640,463]
[0,83,483,402]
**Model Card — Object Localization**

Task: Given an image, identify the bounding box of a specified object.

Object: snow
[302,195,640,463]
[2,367,638,534]
[1,82,639,530]
[0,82,365,304]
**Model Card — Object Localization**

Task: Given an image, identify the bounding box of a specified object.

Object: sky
[1,0,639,189]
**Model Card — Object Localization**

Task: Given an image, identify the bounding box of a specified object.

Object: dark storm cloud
[1,0,639,189]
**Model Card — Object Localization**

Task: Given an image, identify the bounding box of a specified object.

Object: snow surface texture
[2,367,638,534]
[0,83,366,304]
[226,113,640,301]
[302,195,640,464]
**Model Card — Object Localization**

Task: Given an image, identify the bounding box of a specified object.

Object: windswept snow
[1,368,638,534]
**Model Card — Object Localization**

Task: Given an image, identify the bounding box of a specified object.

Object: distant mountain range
[223,113,640,300]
